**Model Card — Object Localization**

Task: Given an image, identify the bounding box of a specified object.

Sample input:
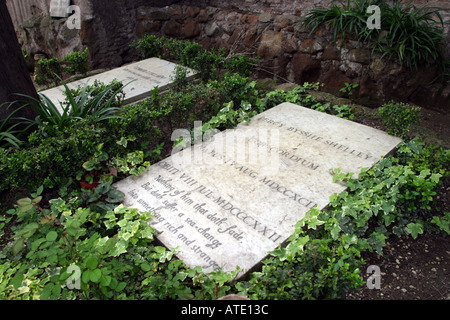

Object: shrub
[191,48,226,82]
[0,120,109,191]
[170,66,190,92]
[34,57,64,86]
[224,54,259,77]
[379,0,446,69]
[378,100,421,139]
[34,49,90,87]
[131,34,258,81]
[179,41,203,67]
[0,81,162,192]
[208,72,259,106]
[257,89,287,111]
[1,189,156,299]
[64,48,89,75]
[130,34,164,59]
[238,234,365,300]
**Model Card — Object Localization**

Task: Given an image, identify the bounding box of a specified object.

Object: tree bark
[0,0,38,122]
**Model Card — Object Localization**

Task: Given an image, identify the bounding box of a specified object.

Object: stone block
[50,0,70,18]
[257,30,283,59]
[113,102,402,277]
[40,58,195,113]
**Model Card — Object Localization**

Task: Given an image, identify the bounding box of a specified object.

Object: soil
[345,232,450,300]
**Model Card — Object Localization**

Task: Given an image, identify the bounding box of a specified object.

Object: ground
[346,231,449,300]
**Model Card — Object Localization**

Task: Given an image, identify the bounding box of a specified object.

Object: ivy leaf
[95,182,111,195]
[152,246,174,263]
[381,201,394,214]
[369,232,387,255]
[126,151,144,165]
[383,213,396,227]
[430,173,442,184]
[431,214,450,235]
[289,235,309,255]
[116,137,128,148]
[111,240,127,257]
[306,216,325,230]
[106,189,125,203]
[407,222,424,239]
[82,158,98,171]
[330,224,341,240]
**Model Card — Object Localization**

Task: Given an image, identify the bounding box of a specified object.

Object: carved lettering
[260,177,317,209]
[113,102,401,275]
[214,196,281,243]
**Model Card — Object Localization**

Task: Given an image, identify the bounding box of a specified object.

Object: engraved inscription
[114,102,402,275]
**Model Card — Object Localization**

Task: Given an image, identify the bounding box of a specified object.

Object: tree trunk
[0,0,38,122]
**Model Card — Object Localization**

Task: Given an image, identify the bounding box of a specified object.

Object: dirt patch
[346,232,449,300]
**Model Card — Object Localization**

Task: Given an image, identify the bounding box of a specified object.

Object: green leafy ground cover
[0,35,448,300]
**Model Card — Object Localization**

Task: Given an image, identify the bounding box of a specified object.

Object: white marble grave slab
[113,102,402,276]
[40,57,194,113]
[50,0,70,18]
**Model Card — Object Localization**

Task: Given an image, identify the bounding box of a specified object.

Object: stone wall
[133,0,449,110]
[7,0,450,111]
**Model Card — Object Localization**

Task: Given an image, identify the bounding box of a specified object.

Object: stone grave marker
[113,102,402,276]
[40,57,195,113]
[50,0,70,18]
